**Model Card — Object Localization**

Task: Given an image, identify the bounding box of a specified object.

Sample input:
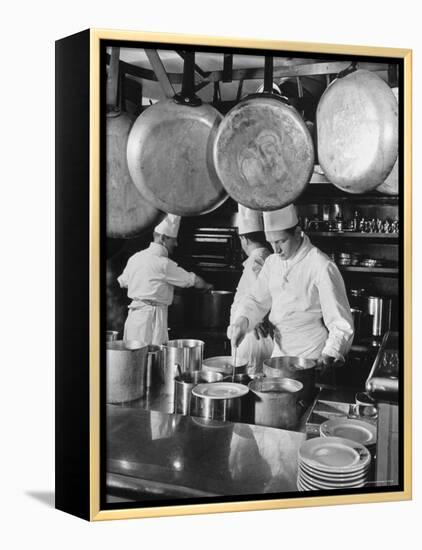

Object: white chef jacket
[235,235,354,361]
[118,242,196,344]
[230,247,274,373]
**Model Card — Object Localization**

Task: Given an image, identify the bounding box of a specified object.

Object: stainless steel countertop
[106,405,306,501]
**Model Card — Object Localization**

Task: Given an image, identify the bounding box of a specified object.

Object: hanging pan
[317,66,398,194]
[106,47,164,238]
[213,56,315,211]
[126,51,227,216]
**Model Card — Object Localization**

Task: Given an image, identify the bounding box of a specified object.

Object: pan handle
[174,51,202,107]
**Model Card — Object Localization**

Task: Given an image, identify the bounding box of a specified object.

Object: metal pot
[202,356,248,376]
[248,377,304,430]
[174,370,223,415]
[193,290,234,328]
[106,340,148,403]
[158,339,205,398]
[106,330,119,342]
[192,382,249,422]
[263,356,317,405]
[362,296,393,337]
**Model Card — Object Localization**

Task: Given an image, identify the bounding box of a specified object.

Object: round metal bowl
[202,356,248,376]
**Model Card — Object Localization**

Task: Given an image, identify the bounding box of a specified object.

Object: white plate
[298,474,367,491]
[192,382,249,399]
[299,468,368,489]
[299,460,369,481]
[299,436,371,473]
[320,418,377,446]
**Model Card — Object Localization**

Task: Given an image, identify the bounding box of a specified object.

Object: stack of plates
[297,436,371,491]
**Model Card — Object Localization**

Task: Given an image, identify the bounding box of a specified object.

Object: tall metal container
[106,340,148,403]
[174,370,223,415]
[365,296,392,337]
[159,339,204,398]
[248,378,304,430]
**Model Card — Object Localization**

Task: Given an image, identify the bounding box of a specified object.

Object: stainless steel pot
[202,356,248,376]
[106,340,148,403]
[263,356,317,405]
[193,290,234,328]
[158,339,204,398]
[174,370,223,415]
[192,383,249,422]
[106,330,119,342]
[248,377,304,430]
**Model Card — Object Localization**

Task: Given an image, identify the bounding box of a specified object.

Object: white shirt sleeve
[164,259,196,288]
[117,265,129,288]
[317,262,354,361]
[234,259,272,330]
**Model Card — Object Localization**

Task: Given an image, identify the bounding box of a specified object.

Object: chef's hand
[194,275,214,291]
[227,316,249,348]
[254,321,269,340]
[316,354,342,375]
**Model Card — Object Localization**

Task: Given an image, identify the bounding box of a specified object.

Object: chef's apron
[232,332,274,375]
[123,300,168,345]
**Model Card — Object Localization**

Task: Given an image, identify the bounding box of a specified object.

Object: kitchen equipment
[106,340,148,403]
[174,370,223,415]
[126,51,227,216]
[263,356,317,405]
[202,356,248,376]
[159,339,205,397]
[193,290,234,329]
[248,377,304,430]
[213,56,314,210]
[106,47,164,238]
[363,296,393,337]
[146,345,162,390]
[317,69,398,193]
[366,331,399,399]
[178,227,241,269]
[349,288,367,310]
[192,382,249,422]
[106,330,119,342]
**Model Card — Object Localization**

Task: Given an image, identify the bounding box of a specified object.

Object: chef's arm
[117,268,128,289]
[318,262,354,362]
[228,265,272,346]
[165,260,213,290]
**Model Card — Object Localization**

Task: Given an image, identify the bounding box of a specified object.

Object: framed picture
[55,28,412,521]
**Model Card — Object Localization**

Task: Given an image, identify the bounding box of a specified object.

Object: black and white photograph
[102,39,406,513]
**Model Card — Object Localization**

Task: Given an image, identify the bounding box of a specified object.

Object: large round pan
[126,52,227,216]
[106,47,164,238]
[213,57,314,211]
[106,111,164,238]
[317,69,398,194]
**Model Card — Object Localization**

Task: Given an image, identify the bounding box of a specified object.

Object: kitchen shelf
[339,266,399,275]
[308,231,399,241]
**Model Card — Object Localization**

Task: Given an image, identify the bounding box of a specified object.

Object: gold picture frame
[55,28,412,521]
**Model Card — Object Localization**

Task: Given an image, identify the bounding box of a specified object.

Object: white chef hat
[154,214,181,238]
[263,204,298,232]
[236,205,264,235]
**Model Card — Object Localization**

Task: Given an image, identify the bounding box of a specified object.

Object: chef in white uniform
[118,214,212,345]
[228,205,354,368]
[230,205,274,374]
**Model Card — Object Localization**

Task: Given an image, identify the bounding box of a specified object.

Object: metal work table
[106,405,306,502]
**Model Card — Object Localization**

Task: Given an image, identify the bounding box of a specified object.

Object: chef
[230,205,274,374]
[228,205,354,369]
[118,214,213,345]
